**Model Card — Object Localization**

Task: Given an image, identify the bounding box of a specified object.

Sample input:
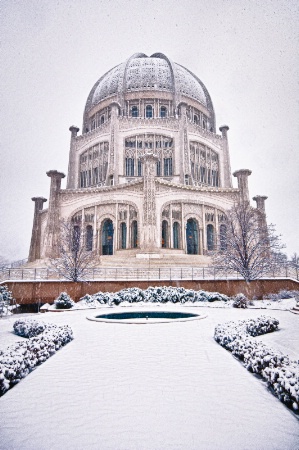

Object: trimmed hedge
[214,316,299,411]
[82,286,229,306]
[54,292,75,309]
[0,318,73,396]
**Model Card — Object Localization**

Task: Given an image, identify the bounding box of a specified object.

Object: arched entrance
[162,220,168,248]
[186,219,198,254]
[102,219,114,255]
[131,220,138,248]
[120,222,127,249]
[207,224,214,250]
[173,222,180,249]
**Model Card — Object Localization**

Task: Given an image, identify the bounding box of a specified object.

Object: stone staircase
[100,252,211,268]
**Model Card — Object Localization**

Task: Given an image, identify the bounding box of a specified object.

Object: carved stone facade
[28,52,266,265]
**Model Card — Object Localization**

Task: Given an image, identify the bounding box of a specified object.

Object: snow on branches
[212,201,285,282]
[49,220,97,282]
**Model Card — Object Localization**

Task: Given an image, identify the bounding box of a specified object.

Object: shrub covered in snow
[0,284,14,316]
[0,284,13,303]
[232,293,249,308]
[13,318,52,338]
[54,292,75,309]
[0,318,73,396]
[263,290,299,302]
[78,286,229,307]
[214,316,299,411]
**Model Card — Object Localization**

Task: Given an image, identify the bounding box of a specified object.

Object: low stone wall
[2,278,299,304]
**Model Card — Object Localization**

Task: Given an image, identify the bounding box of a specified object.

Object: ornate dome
[84,53,214,120]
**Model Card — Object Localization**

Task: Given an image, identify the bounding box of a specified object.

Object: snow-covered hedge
[80,286,229,306]
[263,290,299,301]
[0,318,73,396]
[214,316,299,411]
[54,292,75,309]
[232,293,249,308]
[13,318,57,338]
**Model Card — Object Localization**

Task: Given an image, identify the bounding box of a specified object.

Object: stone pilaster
[67,125,79,189]
[178,103,189,184]
[141,151,159,251]
[44,170,66,258]
[108,103,119,185]
[219,125,232,188]
[233,169,252,203]
[28,197,47,262]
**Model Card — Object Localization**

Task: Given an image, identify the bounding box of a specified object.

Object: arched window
[162,220,168,248]
[203,119,206,129]
[220,224,227,251]
[125,158,135,176]
[120,222,127,249]
[160,106,167,118]
[186,219,198,254]
[163,158,172,176]
[102,219,113,255]
[156,160,161,176]
[86,225,93,251]
[137,159,142,177]
[194,114,199,124]
[131,220,138,248]
[173,222,180,249]
[72,225,80,252]
[146,105,153,118]
[207,224,214,251]
[100,115,105,124]
[132,106,138,117]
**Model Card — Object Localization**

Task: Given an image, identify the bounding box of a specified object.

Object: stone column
[141,151,159,251]
[202,204,206,254]
[28,197,47,262]
[67,126,79,189]
[253,195,268,229]
[233,169,252,203]
[44,170,66,258]
[93,205,97,253]
[219,125,232,188]
[253,195,268,213]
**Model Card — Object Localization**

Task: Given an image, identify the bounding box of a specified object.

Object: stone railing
[1,265,298,282]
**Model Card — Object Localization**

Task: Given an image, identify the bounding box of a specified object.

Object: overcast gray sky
[1,0,298,261]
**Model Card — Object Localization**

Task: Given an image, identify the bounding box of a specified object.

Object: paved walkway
[0,308,298,450]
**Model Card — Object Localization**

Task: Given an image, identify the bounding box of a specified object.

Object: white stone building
[28,52,266,267]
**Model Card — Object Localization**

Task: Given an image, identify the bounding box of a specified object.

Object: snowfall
[0,302,298,450]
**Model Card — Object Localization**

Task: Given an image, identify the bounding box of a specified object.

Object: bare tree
[212,201,285,282]
[50,220,96,281]
[0,255,9,272]
[289,253,299,279]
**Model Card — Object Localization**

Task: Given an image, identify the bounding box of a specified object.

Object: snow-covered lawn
[0,306,298,450]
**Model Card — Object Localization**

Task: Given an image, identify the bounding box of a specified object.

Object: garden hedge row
[214,316,299,411]
[0,318,73,396]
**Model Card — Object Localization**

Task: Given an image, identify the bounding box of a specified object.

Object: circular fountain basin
[87,310,207,324]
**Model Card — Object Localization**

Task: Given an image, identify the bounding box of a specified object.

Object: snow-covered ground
[0,306,298,450]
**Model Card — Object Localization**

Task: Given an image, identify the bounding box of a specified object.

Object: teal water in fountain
[95,311,199,320]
